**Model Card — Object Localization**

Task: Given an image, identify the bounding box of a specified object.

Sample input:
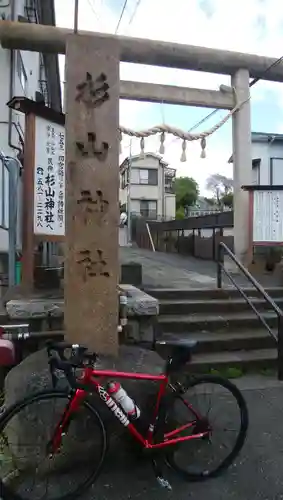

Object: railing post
[212,227,216,261]
[217,242,223,289]
[277,315,283,380]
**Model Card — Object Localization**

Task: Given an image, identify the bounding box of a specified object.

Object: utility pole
[74,0,79,33]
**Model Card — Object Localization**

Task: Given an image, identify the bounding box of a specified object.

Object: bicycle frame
[50,366,209,454]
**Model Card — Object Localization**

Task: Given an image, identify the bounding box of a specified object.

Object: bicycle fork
[149,394,173,491]
[46,390,82,456]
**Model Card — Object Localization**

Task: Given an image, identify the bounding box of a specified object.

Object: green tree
[174,176,199,210]
[221,192,233,208]
[175,207,185,219]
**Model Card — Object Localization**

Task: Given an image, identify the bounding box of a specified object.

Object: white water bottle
[107,381,141,420]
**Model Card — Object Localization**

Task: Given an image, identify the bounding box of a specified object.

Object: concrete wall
[252,140,283,185]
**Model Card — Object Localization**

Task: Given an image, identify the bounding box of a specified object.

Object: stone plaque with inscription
[64,34,120,355]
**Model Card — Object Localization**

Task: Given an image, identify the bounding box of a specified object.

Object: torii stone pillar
[64,33,120,355]
[230,69,252,268]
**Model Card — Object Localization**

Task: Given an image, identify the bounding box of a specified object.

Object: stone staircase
[147,287,283,374]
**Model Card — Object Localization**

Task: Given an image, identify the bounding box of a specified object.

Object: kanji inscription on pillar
[77,189,109,225]
[64,34,120,355]
[76,248,110,281]
[75,72,110,107]
[76,132,109,160]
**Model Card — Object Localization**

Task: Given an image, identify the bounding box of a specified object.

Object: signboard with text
[33,116,65,237]
[252,189,283,244]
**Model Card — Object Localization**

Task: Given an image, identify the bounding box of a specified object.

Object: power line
[249,54,283,87]
[165,52,283,152]
[187,108,219,133]
[166,106,219,151]
[128,0,142,27]
[87,0,100,20]
[115,0,129,34]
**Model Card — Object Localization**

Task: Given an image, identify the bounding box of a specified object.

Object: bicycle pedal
[156,476,172,491]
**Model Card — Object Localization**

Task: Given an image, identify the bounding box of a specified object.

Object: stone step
[160,329,276,354]
[158,311,279,333]
[190,348,278,373]
[159,297,283,315]
[147,287,283,301]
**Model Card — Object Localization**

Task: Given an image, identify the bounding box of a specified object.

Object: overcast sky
[55,0,283,194]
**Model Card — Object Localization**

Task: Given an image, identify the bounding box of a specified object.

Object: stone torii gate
[1,21,283,354]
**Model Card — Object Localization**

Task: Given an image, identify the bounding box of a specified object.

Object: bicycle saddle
[156,338,198,372]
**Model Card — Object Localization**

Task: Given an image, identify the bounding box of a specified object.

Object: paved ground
[84,380,283,500]
[120,247,282,289]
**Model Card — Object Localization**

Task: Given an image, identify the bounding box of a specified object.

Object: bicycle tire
[0,389,108,500]
[165,374,249,481]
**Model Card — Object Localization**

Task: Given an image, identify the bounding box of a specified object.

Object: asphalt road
[84,385,283,500]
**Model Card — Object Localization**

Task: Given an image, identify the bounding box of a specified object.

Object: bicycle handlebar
[46,340,97,389]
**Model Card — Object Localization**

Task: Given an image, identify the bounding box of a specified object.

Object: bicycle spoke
[166,375,248,480]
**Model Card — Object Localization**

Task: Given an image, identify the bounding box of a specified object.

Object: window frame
[139,199,157,218]
[131,168,158,186]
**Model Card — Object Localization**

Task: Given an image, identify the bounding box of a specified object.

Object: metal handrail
[217,242,283,380]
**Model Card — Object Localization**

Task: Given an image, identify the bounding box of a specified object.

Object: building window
[140,200,157,219]
[252,158,261,185]
[270,158,283,185]
[24,0,38,23]
[132,168,158,185]
[164,167,176,193]
[165,175,174,193]
[121,169,129,189]
[17,52,27,95]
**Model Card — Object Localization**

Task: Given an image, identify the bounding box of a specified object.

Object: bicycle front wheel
[165,374,248,480]
[0,390,107,500]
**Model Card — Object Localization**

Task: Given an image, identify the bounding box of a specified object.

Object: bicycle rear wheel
[0,390,107,500]
[165,374,248,480]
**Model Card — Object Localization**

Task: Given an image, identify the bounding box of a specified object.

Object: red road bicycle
[0,339,248,500]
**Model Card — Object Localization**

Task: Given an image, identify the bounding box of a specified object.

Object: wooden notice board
[7,97,66,289]
[242,185,283,255]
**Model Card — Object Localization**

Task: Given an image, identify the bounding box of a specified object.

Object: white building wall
[120,155,176,219]
[0,0,48,255]
[130,184,159,201]
[252,140,283,185]
[165,194,176,219]
[0,1,43,157]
